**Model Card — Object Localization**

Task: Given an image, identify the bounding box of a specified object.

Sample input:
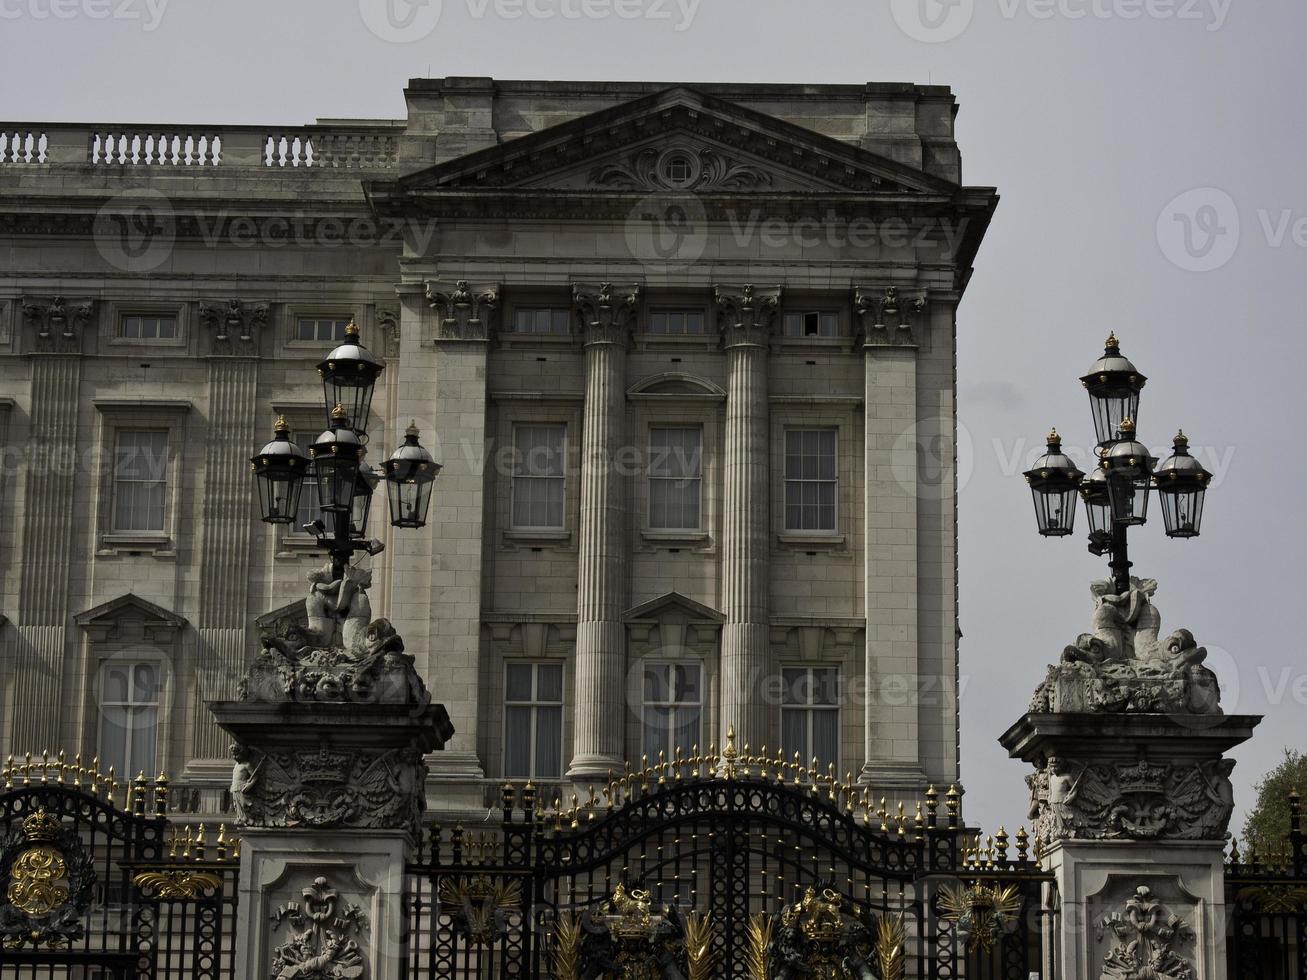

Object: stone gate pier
[1002,577,1258,980]
[210,565,453,980]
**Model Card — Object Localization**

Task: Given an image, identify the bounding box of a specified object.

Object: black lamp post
[1024,335,1212,596]
[251,321,440,579]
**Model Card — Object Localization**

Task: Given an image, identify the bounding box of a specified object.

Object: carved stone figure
[425,280,500,341]
[1029,577,1223,717]
[226,564,443,834]
[1097,886,1195,980]
[270,876,368,980]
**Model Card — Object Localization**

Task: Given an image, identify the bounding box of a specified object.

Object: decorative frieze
[715,284,780,349]
[425,279,500,341]
[20,297,93,353]
[572,282,641,348]
[1026,755,1235,845]
[197,299,269,355]
[854,286,926,348]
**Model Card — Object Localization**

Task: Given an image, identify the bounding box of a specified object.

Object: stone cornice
[425,279,500,342]
[572,282,641,348]
[714,284,781,350]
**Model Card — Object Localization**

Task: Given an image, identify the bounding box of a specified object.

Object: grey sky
[3,0,1304,837]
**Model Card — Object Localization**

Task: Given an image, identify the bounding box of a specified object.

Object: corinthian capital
[425,280,500,341]
[572,282,641,348]
[854,286,927,348]
[715,284,781,349]
[22,296,94,353]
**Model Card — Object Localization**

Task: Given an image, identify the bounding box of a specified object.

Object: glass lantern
[251,416,310,524]
[1154,430,1212,538]
[310,405,365,513]
[1102,419,1155,526]
[317,319,385,434]
[1023,429,1085,537]
[384,421,441,529]
[1081,333,1147,448]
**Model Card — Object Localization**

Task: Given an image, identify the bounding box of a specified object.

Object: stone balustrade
[0,122,403,169]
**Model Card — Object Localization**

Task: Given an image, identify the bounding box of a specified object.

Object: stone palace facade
[0,79,996,819]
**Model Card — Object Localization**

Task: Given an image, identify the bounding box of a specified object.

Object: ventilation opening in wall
[806,551,817,557]
[531,547,543,553]
[670,357,682,363]
[806,360,817,366]
[536,357,547,362]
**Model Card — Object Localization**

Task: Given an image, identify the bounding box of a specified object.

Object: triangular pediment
[625,591,723,624]
[373,87,956,203]
[75,594,186,630]
[255,599,307,632]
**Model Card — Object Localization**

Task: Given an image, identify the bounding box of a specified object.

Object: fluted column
[568,283,640,779]
[716,285,780,756]
[855,287,927,791]
[12,299,91,754]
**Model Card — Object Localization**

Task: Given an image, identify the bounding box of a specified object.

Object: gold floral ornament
[437,874,522,945]
[938,881,1023,953]
[132,870,223,901]
[7,812,69,916]
[600,881,658,940]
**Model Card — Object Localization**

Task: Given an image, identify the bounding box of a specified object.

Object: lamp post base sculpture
[1001,578,1258,980]
[210,564,453,980]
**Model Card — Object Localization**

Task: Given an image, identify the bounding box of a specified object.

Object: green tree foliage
[1242,748,1307,859]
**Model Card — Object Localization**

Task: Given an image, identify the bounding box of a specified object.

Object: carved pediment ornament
[572,282,641,348]
[1097,886,1195,980]
[425,280,500,341]
[198,299,268,355]
[21,297,94,353]
[715,284,781,350]
[591,143,774,193]
[854,286,926,348]
[270,876,368,980]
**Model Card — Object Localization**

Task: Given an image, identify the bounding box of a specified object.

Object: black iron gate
[403,748,1052,978]
[0,754,240,980]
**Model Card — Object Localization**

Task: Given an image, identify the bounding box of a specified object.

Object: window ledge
[777,532,845,548]
[277,535,328,554]
[98,534,174,556]
[497,334,575,347]
[504,528,571,545]
[641,529,711,546]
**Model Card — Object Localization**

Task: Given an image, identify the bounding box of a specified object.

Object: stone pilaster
[191,346,260,769]
[855,287,928,791]
[390,280,498,787]
[715,285,779,756]
[12,299,89,752]
[568,283,640,779]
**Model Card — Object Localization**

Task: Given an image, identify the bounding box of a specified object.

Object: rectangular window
[780,667,839,773]
[112,430,168,532]
[503,662,564,780]
[511,308,572,335]
[511,424,566,529]
[98,662,160,778]
[119,314,177,340]
[296,317,351,342]
[647,310,705,335]
[648,427,703,530]
[784,428,837,532]
[783,311,840,338]
[642,662,703,763]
